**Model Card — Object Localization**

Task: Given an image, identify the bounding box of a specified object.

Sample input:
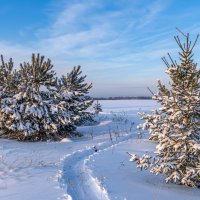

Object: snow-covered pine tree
[0,55,18,94]
[0,55,19,136]
[137,97,167,141]
[93,100,102,114]
[0,54,59,141]
[130,31,200,187]
[0,55,94,140]
[61,65,94,125]
[48,77,76,137]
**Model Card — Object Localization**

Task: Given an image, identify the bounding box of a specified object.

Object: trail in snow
[60,133,135,200]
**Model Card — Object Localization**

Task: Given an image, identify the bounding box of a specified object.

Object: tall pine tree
[130,31,200,187]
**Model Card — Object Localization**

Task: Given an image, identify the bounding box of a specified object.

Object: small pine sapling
[93,100,102,114]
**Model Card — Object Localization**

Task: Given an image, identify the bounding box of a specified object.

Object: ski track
[59,133,135,200]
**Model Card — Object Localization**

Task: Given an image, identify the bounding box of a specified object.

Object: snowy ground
[0,100,199,200]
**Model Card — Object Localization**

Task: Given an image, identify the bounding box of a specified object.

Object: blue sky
[0,0,200,97]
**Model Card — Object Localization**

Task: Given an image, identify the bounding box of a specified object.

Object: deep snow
[0,100,199,200]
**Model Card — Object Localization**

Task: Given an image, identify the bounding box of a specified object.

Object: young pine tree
[61,65,94,125]
[93,100,102,114]
[0,56,19,136]
[0,54,59,140]
[49,77,76,137]
[130,31,200,187]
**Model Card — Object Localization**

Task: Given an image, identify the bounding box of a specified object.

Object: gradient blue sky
[0,0,200,97]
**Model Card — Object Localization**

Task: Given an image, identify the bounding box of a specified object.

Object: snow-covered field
[0,100,199,200]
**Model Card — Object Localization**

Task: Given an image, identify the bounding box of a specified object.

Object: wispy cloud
[34,0,170,59]
[0,0,170,63]
[4,0,199,96]
[136,0,168,28]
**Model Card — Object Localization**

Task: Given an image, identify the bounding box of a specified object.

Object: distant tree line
[94,96,151,100]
